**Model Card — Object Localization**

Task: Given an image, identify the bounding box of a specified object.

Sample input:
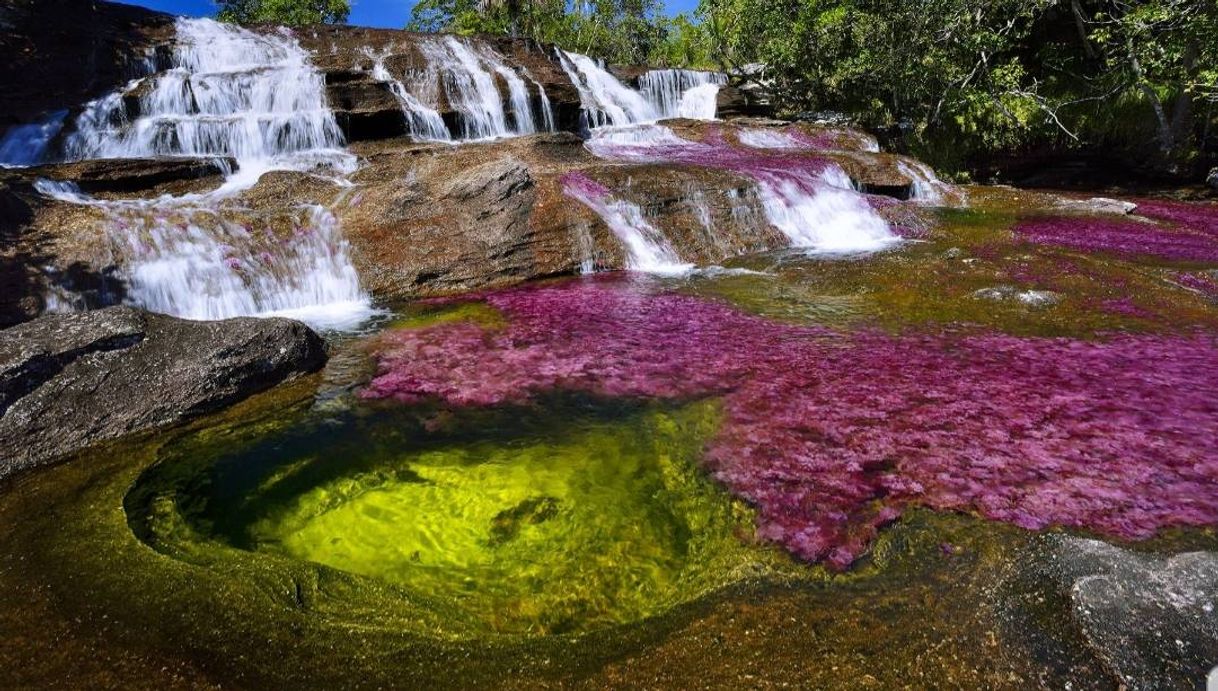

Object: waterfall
[896,158,961,205]
[0,110,68,167]
[738,128,806,150]
[561,173,692,275]
[366,48,451,142]
[558,53,725,128]
[32,18,374,330]
[35,180,374,330]
[415,36,548,140]
[637,69,726,120]
[557,51,656,128]
[533,79,557,132]
[64,19,352,177]
[585,124,897,254]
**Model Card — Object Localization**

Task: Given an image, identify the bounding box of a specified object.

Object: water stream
[583,124,897,254]
[34,18,373,330]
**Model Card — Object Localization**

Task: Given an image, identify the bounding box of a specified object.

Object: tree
[217,0,351,25]
[697,0,1217,176]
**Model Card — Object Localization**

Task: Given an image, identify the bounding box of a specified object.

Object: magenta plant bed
[363,279,1218,568]
[1014,200,1218,263]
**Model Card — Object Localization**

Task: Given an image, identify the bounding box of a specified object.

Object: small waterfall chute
[0,110,68,167]
[557,51,656,128]
[414,36,551,140]
[585,124,898,254]
[561,173,692,275]
[365,47,452,142]
[637,69,727,120]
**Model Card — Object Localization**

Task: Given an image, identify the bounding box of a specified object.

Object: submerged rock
[972,285,1062,308]
[0,306,326,477]
[1036,536,1218,689]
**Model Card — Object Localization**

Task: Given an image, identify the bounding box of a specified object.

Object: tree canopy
[698,0,1217,174]
[407,0,713,67]
[217,0,351,26]
[409,0,1215,175]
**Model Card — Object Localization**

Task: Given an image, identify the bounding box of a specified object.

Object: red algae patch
[1013,199,1218,263]
[362,278,1218,569]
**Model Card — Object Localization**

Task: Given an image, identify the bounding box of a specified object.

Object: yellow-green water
[242,404,750,634]
[126,398,771,636]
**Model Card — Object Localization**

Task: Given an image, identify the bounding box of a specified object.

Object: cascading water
[558,53,725,128]
[738,128,806,150]
[533,78,557,132]
[366,48,451,142]
[35,18,374,330]
[415,36,550,140]
[65,18,353,178]
[0,110,68,167]
[895,159,960,205]
[586,124,896,254]
[36,180,372,329]
[638,69,727,120]
[558,51,656,128]
[562,173,692,275]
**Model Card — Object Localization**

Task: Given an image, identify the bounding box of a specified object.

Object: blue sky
[119,0,699,28]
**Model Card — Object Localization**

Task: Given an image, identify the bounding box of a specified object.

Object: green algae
[684,205,1218,337]
[129,396,768,636]
[0,372,1211,688]
[383,300,507,331]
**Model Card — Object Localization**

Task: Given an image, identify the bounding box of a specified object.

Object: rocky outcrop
[0,0,173,128]
[22,156,234,195]
[0,306,326,477]
[1026,535,1218,689]
[295,27,586,143]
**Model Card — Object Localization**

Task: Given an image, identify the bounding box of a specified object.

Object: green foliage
[217,0,350,25]
[408,0,713,68]
[698,0,1217,175]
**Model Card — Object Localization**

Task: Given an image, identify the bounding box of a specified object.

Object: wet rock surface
[19,156,234,195]
[1034,536,1218,689]
[0,306,326,477]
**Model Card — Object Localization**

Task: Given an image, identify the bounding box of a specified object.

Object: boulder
[0,306,326,477]
[1033,535,1218,689]
[1056,196,1138,216]
[1207,167,1217,192]
[25,157,234,195]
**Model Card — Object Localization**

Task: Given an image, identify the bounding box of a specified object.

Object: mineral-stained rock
[1034,536,1218,689]
[22,157,234,195]
[0,306,326,477]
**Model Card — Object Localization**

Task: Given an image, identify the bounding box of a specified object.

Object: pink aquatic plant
[1176,271,1218,299]
[363,278,1218,568]
[1013,199,1218,263]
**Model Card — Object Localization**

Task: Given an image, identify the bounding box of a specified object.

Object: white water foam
[637,69,726,120]
[0,110,68,167]
[36,18,374,330]
[896,158,960,205]
[586,124,897,254]
[562,177,693,275]
[366,48,451,142]
[415,36,551,140]
[36,179,375,331]
[65,18,353,175]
